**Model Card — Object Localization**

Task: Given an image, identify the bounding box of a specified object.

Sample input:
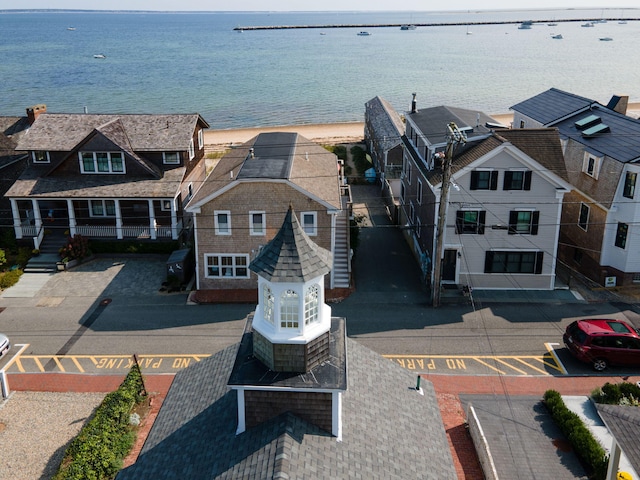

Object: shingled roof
[365,96,405,151]
[116,337,456,480]
[249,206,333,283]
[596,403,640,475]
[510,88,594,125]
[187,132,341,211]
[15,113,208,152]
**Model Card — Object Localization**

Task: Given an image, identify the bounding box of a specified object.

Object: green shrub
[592,381,640,406]
[54,365,147,480]
[16,247,31,269]
[0,269,23,289]
[543,389,608,480]
[325,144,347,160]
[0,248,6,267]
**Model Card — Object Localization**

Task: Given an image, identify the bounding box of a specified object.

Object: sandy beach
[204,104,640,147]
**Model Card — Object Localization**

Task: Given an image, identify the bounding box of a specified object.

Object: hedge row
[54,366,147,480]
[0,268,23,289]
[543,389,608,480]
[592,381,640,405]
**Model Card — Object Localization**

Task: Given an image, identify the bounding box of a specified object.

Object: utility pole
[432,122,466,307]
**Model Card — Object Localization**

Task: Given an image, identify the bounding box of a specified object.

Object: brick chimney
[26,104,46,124]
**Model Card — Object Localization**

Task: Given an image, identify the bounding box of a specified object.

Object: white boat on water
[67,27,76,31]
[581,22,594,27]
[93,54,106,59]
[551,34,563,39]
[400,24,416,30]
[357,31,371,36]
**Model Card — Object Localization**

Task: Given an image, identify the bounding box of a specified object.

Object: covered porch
[11,197,183,249]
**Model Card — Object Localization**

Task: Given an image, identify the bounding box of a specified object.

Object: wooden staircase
[333,210,351,288]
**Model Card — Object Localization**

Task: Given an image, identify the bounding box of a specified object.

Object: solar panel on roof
[582,123,610,137]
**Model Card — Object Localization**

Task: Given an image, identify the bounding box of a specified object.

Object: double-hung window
[250,211,266,235]
[470,170,498,190]
[508,210,539,235]
[214,211,231,235]
[503,170,532,190]
[455,210,485,234]
[304,285,319,325]
[301,211,317,236]
[90,200,116,217]
[582,153,602,179]
[280,290,299,328]
[484,251,543,274]
[578,203,590,231]
[615,223,628,249]
[205,254,249,278]
[188,139,195,160]
[80,152,125,173]
[198,129,204,150]
[623,172,637,199]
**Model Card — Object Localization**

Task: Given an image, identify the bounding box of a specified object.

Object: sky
[2,1,639,12]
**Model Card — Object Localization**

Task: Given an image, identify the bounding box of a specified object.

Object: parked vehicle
[0,333,10,359]
[563,319,640,371]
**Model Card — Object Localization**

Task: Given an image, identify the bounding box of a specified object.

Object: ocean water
[1,9,639,129]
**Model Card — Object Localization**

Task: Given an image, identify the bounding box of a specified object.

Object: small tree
[59,234,90,261]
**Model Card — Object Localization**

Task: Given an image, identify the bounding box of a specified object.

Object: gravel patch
[0,391,105,480]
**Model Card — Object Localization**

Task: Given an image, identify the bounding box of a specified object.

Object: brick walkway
[7,372,638,479]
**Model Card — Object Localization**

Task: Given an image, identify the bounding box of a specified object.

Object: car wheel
[592,358,608,371]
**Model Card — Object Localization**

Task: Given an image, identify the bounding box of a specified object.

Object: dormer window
[79,152,125,174]
[163,152,180,165]
[32,151,50,164]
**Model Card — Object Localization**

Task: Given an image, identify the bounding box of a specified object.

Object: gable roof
[425,128,568,186]
[15,113,208,152]
[365,96,405,150]
[188,132,341,210]
[249,206,333,283]
[510,88,594,125]
[116,338,456,479]
[406,105,496,146]
[0,116,30,167]
[596,403,640,475]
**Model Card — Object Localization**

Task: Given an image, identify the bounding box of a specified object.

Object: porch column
[115,199,123,239]
[148,199,156,240]
[66,199,77,236]
[170,199,178,240]
[10,199,22,239]
[31,199,42,233]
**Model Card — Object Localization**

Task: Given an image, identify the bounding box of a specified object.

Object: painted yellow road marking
[383,353,563,376]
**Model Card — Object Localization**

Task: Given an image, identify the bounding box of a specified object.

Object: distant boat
[466,26,472,35]
[400,24,416,30]
[547,22,558,26]
[357,31,371,36]
[518,21,532,30]
[93,54,106,59]
[67,27,76,31]
[581,22,594,27]
[551,34,563,39]
[618,20,627,24]
[599,37,613,41]
[320,32,326,35]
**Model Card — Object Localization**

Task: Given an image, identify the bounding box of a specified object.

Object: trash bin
[166,248,192,283]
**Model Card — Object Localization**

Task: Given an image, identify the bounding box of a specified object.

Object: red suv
[563,318,640,371]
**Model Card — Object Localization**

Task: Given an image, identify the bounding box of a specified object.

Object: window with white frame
[484,251,543,274]
[214,211,231,235]
[32,151,50,163]
[417,179,423,205]
[582,153,602,179]
[280,289,299,328]
[263,284,274,324]
[400,182,405,204]
[90,200,116,217]
[615,223,628,249]
[623,172,637,199]
[301,211,317,236]
[80,152,125,173]
[406,161,412,184]
[160,199,172,212]
[198,129,204,149]
[205,254,249,278]
[163,152,180,164]
[304,284,319,325]
[188,138,195,160]
[578,203,590,231]
[250,211,265,235]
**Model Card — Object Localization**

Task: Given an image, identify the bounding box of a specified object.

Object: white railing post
[10,199,22,239]
[170,198,178,239]
[115,199,123,239]
[67,199,76,236]
[148,199,157,240]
